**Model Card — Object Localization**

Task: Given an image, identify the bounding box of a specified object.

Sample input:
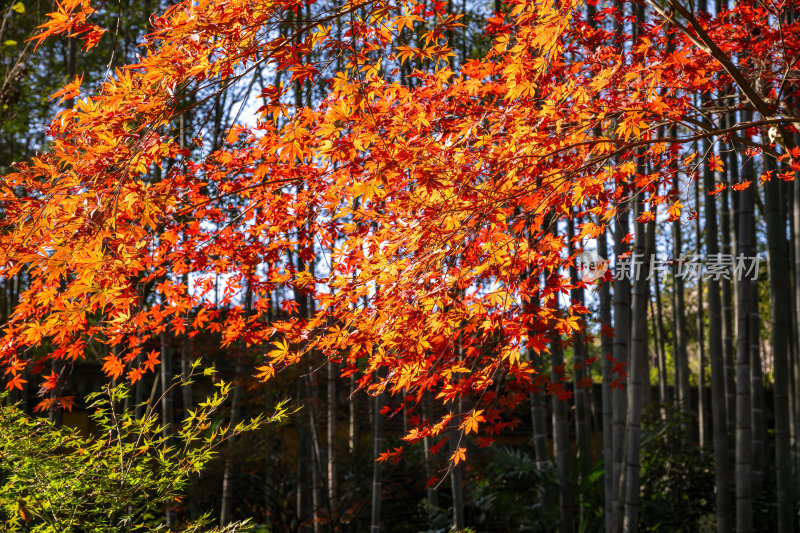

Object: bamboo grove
[0,0,799,530]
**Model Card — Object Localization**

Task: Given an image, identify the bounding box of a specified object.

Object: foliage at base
[0,362,289,532]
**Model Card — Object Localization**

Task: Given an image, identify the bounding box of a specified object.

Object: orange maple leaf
[143,350,160,372]
[7,374,27,391]
[40,371,59,393]
[49,74,83,103]
[708,154,724,172]
[707,182,726,197]
[459,409,486,435]
[667,201,682,222]
[637,211,655,223]
[128,367,144,384]
[102,355,124,379]
[451,446,467,465]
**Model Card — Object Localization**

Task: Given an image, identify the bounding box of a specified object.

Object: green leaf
[11,2,24,13]
[587,467,604,484]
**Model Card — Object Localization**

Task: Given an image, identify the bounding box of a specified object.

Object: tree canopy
[1,0,799,473]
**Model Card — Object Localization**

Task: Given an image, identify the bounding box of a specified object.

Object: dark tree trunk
[567,215,592,482]
[723,114,738,437]
[620,194,653,533]
[672,171,691,444]
[611,201,630,530]
[370,390,384,533]
[327,360,337,527]
[735,149,755,533]
[766,154,793,530]
[220,281,250,528]
[552,336,574,533]
[599,229,615,532]
[703,140,733,533]
[695,171,707,448]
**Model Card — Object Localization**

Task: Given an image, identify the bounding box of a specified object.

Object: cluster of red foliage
[1,0,799,465]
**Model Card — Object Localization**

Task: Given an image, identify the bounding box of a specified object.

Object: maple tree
[1,0,799,508]
[3,0,796,432]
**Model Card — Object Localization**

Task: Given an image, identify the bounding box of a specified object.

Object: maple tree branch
[645,0,784,127]
[775,53,800,105]
[479,114,792,227]
[518,116,792,167]
[677,115,781,158]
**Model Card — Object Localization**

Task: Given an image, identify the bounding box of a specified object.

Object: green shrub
[0,362,289,532]
[637,406,715,532]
